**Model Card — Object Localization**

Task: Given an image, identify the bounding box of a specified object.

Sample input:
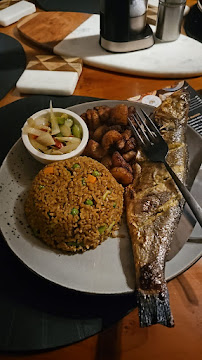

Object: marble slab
[54,14,202,78]
[16,70,79,95]
[0,1,36,27]
[16,55,82,96]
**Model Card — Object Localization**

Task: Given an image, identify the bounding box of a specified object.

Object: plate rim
[0,99,202,295]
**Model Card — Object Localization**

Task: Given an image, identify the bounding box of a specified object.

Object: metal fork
[128,109,202,227]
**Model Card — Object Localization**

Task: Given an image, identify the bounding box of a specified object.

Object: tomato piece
[54,138,63,149]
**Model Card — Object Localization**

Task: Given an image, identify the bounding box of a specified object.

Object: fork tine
[132,114,151,146]
[140,108,162,137]
[128,117,144,146]
[135,110,155,141]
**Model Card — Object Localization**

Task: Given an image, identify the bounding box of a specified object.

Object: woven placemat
[0,33,26,100]
[0,95,136,352]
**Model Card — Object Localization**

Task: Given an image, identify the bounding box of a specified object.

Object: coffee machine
[100,0,154,52]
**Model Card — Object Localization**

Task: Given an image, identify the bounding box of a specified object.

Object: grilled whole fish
[125,90,189,327]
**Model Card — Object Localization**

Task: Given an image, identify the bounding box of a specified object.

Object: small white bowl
[21,108,89,164]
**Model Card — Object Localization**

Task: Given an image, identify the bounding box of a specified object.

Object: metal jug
[100,0,154,52]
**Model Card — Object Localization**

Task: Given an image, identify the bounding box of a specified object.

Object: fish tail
[136,288,174,328]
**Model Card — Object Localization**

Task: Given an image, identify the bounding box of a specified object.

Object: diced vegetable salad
[23,103,82,155]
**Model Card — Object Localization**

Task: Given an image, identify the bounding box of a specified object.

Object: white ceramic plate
[0,100,201,294]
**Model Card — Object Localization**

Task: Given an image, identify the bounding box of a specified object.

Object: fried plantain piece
[93,125,109,142]
[83,139,106,160]
[110,167,133,186]
[122,150,136,162]
[101,130,122,151]
[111,151,132,173]
[122,129,132,141]
[109,104,128,126]
[101,155,113,170]
[116,138,126,151]
[94,105,111,122]
[85,109,101,131]
[108,125,123,132]
[122,137,137,153]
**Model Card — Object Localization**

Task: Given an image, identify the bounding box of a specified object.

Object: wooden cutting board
[17,12,91,51]
[17,9,157,52]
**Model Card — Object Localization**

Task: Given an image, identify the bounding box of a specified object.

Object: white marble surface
[0,1,36,27]
[54,14,202,78]
[16,70,79,95]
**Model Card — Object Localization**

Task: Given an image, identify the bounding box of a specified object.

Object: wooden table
[0,1,202,359]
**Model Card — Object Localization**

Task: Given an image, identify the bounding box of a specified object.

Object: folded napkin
[16,55,83,96]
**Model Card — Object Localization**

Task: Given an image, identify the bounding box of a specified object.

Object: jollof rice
[25,156,124,252]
